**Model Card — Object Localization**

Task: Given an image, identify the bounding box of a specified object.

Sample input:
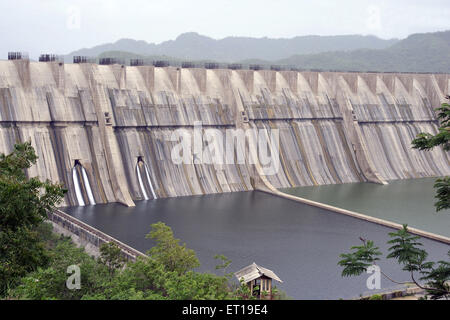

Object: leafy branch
[338,225,450,299]
[411,96,450,212]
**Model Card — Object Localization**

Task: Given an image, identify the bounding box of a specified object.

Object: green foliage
[412,102,450,152]
[432,177,450,212]
[0,227,50,296]
[233,279,256,300]
[338,225,450,300]
[9,223,244,300]
[386,225,431,273]
[338,239,382,277]
[86,254,231,300]
[214,254,232,278]
[1,222,59,293]
[0,142,66,231]
[81,256,166,300]
[99,242,126,278]
[369,294,383,300]
[162,270,230,300]
[412,99,450,212]
[146,222,199,274]
[420,251,450,300]
[271,286,291,300]
[214,254,231,270]
[0,142,66,296]
[10,237,109,300]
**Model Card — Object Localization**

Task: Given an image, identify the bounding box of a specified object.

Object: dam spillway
[0,59,449,206]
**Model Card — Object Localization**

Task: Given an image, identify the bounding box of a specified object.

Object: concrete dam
[0,58,449,207]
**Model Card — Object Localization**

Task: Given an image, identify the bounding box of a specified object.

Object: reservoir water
[280,178,450,238]
[63,189,450,299]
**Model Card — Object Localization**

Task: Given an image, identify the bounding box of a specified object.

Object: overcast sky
[1,0,449,59]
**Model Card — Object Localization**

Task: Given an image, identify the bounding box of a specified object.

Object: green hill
[71,30,450,73]
[66,32,398,63]
[277,31,450,72]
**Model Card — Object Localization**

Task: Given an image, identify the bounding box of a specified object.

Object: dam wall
[0,59,448,206]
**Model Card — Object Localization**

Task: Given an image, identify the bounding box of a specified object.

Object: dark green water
[280,178,450,238]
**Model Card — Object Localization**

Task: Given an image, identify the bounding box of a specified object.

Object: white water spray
[72,167,85,206]
[144,162,157,199]
[136,163,149,200]
[81,167,96,205]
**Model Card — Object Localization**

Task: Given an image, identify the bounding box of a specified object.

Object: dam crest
[0,58,448,206]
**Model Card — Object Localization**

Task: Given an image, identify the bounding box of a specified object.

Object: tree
[146,222,199,274]
[10,237,110,300]
[10,220,237,300]
[412,96,450,212]
[338,238,382,277]
[0,142,65,296]
[338,225,450,300]
[10,217,287,300]
[99,242,126,278]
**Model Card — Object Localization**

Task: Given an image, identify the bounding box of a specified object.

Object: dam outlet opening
[72,160,96,206]
[136,156,157,200]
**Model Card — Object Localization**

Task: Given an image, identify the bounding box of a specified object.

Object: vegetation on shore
[8,221,251,300]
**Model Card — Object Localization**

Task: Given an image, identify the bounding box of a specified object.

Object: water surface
[280,178,450,238]
[63,190,450,299]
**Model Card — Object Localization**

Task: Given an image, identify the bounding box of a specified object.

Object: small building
[234,262,283,299]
